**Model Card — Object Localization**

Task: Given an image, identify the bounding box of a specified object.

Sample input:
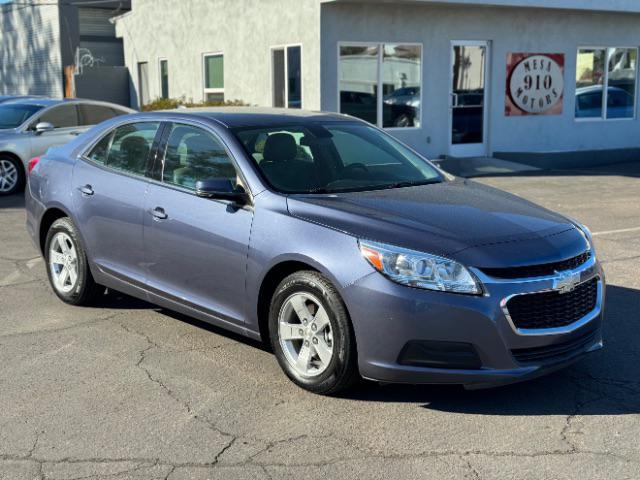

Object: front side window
[162,124,237,190]
[233,122,440,194]
[0,104,43,129]
[340,43,422,128]
[204,54,224,103]
[576,47,637,119]
[78,104,128,126]
[272,45,302,109]
[87,122,160,176]
[37,104,79,129]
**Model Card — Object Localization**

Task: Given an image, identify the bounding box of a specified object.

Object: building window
[159,59,169,99]
[339,43,422,128]
[272,45,302,109]
[203,53,224,103]
[137,62,150,107]
[576,47,637,120]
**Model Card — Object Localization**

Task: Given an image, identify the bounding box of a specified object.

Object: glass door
[449,41,489,157]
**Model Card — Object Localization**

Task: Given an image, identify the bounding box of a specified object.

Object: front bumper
[342,256,605,389]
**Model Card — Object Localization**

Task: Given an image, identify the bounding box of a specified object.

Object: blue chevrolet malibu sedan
[25,108,605,395]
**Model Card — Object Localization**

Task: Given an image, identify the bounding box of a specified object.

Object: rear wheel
[269,271,359,395]
[44,217,103,305]
[0,156,24,196]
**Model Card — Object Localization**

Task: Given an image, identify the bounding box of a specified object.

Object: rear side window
[78,104,128,126]
[37,104,79,129]
[86,122,160,176]
[161,124,237,190]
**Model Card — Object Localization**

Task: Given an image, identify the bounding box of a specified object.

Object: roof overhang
[320,0,640,14]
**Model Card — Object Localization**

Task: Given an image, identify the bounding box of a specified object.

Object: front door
[449,41,490,157]
[143,122,253,327]
[29,104,83,158]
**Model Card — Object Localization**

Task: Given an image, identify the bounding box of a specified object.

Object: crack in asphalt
[0,312,130,340]
[116,321,240,465]
[464,457,481,480]
[2,441,638,477]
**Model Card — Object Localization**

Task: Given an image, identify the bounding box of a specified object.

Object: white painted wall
[115,0,322,110]
[320,2,640,158]
[0,4,63,97]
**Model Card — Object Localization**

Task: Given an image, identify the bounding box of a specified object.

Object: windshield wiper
[307,187,332,194]
[378,179,442,190]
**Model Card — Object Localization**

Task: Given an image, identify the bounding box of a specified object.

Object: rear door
[143,122,253,326]
[29,104,83,157]
[72,121,162,287]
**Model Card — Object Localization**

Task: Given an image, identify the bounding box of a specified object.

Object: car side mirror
[195,178,249,205]
[34,122,55,134]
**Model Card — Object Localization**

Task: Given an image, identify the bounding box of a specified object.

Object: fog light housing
[398,340,482,370]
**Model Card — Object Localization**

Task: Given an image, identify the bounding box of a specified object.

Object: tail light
[27,157,40,174]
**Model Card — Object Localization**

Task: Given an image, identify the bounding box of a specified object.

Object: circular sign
[509,55,564,114]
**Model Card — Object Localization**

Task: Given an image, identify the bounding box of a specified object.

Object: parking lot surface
[1,162,639,480]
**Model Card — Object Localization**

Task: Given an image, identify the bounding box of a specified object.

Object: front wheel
[269,271,359,395]
[0,156,25,196]
[44,217,103,305]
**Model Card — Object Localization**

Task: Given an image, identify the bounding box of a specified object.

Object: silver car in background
[0,98,133,195]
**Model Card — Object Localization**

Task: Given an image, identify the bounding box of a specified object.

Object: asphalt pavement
[0,162,638,479]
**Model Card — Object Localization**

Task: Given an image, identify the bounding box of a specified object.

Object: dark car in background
[0,98,133,195]
[575,85,635,119]
[26,108,604,395]
[383,86,420,127]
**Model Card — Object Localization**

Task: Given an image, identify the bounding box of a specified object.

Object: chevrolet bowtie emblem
[553,270,581,294]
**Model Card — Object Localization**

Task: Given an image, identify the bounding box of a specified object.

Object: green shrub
[141,96,249,112]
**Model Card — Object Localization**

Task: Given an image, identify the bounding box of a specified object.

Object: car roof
[158,107,353,128]
[1,97,132,109]
[576,85,628,95]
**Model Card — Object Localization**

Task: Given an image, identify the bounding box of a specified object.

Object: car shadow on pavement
[0,193,26,209]
[343,284,640,415]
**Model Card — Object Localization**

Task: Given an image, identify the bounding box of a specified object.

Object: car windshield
[233,122,442,193]
[0,104,43,129]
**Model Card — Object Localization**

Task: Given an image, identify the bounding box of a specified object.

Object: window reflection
[382,44,421,128]
[607,48,637,119]
[340,44,422,129]
[451,45,486,145]
[575,49,606,118]
[339,45,379,125]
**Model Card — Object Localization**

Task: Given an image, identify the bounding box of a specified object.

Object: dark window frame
[271,44,303,109]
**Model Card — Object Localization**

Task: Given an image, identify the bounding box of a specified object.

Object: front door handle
[78,184,94,196]
[151,206,168,220]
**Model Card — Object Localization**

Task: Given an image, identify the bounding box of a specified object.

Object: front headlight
[359,240,482,295]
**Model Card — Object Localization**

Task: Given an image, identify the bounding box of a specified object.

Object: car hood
[286,179,588,268]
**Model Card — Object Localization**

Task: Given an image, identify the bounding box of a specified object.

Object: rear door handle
[151,206,168,220]
[78,184,94,196]
[70,130,83,136]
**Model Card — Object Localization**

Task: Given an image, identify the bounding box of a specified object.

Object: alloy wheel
[0,159,18,193]
[278,292,334,378]
[49,232,79,294]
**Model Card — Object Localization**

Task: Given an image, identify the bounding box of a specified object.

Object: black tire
[0,155,25,196]
[44,217,103,305]
[269,270,359,395]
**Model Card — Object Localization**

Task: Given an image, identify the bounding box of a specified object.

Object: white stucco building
[115,0,640,165]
